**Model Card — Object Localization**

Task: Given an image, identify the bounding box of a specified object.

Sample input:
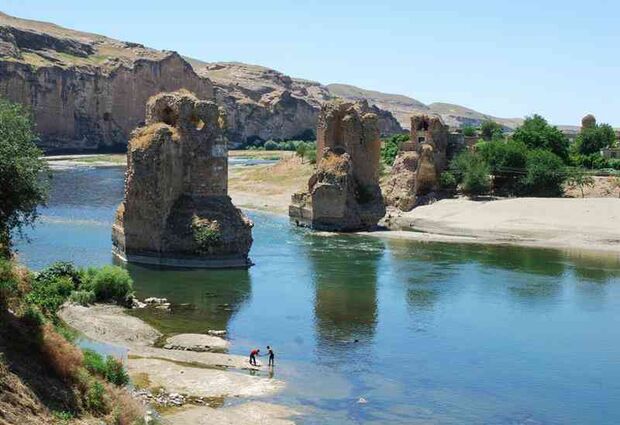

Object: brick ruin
[289,100,385,231]
[383,113,449,211]
[112,90,253,268]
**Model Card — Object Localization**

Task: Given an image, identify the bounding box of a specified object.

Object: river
[15,164,620,424]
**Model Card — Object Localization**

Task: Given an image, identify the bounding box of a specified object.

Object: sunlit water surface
[15,165,620,424]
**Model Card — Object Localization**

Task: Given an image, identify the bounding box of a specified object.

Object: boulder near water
[112,90,253,268]
[289,100,386,231]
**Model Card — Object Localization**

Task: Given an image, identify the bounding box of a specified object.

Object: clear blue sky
[3,0,619,126]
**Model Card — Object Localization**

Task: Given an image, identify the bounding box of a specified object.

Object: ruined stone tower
[112,90,253,267]
[384,113,449,211]
[289,100,385,231]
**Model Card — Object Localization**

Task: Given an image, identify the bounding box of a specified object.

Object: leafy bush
[90,266,133,302]
[26,276,74,315]
[264,140,279,150]
[477,140,528,194]
[307,149,317,165]
[480,120,503,141]
[85,380,108,414]
[462,126,476,137]
[0,258,17,305]
[381,134,410,166]
[522,150,566,197]
[69,290,96,306]
[450,151,491,196]
[21,304,45,327]
[512,114,569,161]
[35,261,81,288]
[439,171,457,190]
[83,348,107,376]
[105,356,129,387]
[83,349,129,387]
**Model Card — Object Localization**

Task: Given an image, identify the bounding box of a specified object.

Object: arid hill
[327,83,523,130]
[0,11,523,152]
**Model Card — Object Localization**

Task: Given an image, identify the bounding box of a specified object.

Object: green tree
[295,142,308,163]
[566,169,595,198]
[480,120,503,141]
[523,150,566,197]
[380,134,409,166]
[0,99,49,255]
[462,126,476,137]
[450,151,491,196]
[477,140,528,194]
[574,123,616,155]
[512,114,570,161]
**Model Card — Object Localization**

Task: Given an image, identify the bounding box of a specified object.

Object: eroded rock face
[289,100,385,231]
[384,114,449,211]
[112,91,252,268]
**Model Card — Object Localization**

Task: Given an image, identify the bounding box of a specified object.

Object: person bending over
[249,348,260,366]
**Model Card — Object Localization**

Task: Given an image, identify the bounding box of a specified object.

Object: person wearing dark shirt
[266,345,275,367]
[249,348,260,366]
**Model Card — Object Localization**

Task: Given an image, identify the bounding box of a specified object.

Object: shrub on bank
[69,289,96,306]
[522,150,566,197]
[90,266,133,303]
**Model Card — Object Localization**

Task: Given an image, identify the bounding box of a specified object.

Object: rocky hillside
[190,60,404,143]
[0,12,213,152]
[0,12,402,152]
[0,11,523,153]
[327,83,522,130]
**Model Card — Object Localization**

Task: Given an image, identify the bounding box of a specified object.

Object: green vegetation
[0,98,50,254]
[381,134,410,166]
[246,139,315,152]
[83,348,130,387]
[462,126,476,137]
[522,150,566,197]
[446,114,572,198]
[512,114,569,161]
[192,217,221,250]
[480,120,504,141]
[88,265,133,302]
[574,123,616,155]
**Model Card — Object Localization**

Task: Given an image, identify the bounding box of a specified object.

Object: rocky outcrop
[0,13,214,152]
[112,91,253,268]
[289,100,385,231]
[384,114,449,211]
[193,61,403,145]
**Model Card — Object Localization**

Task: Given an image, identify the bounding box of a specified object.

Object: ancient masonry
[112,91,253,268]
[383,114,449,211]
[289,100,386,231]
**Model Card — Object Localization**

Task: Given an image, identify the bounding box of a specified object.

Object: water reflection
[306,235,384,351]
[127,264,252,335]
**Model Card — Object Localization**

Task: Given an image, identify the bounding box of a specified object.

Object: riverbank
[376,197,620,254]
[58,304,298,424]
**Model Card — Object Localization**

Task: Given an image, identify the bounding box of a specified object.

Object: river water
[15,164,620,424]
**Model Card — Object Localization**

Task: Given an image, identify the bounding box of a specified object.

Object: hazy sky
[3,0,619,126]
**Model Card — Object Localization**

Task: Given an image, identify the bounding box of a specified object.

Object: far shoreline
[46,153,620,257]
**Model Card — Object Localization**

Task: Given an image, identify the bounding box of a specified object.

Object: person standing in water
[249,348,260,366]
[267,345,275,367]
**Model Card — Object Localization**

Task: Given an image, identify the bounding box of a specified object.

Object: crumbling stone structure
[383,114,449,211]
[289,100,385,231]
[581,114,597,130]
[112,91,253,268]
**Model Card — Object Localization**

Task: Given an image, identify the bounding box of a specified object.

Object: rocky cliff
[0,12,213,152]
